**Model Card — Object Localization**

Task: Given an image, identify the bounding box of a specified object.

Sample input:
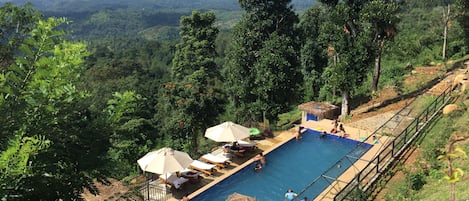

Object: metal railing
[335,85,454,200]
[140,181,172,201]
[295,84,454,201]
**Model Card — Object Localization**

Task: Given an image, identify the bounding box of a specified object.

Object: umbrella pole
[166,173,169,190]
[146,171,150,201]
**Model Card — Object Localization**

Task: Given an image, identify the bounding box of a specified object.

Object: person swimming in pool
[254,162,263,172]
[320,131,327,138]
[285,189,297,201]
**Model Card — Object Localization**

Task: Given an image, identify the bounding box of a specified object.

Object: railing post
[416,118,419,132]
[377,155,380,170]
[403,128,407,143]
[357,172,360,184]
[425,109,428,122]
[391,141,395,157]
[376,154,381,172]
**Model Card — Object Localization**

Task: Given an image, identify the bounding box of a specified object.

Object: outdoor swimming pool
[191,129,372,201]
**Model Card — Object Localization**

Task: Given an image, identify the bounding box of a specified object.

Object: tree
[226,0,302,123]
[0,135,50,199]
[253,32,302,121]
[104,91,155,178]
[360,0,399,93]
[455,0,469,50]
[159,11,224,153]
[317,2,375,117]
[299,5,329,101]
[0,15,110,200]
[0,2,42,68]
[318,0,339,7]
[442,4,451,60]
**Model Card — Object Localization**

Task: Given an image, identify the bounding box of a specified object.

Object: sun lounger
[223,144,246,157]
[180,168,202,183]
[180,168,201,179]
[201,153,231,168]
[237,140,257,150]
[189,160,217,176]
[212,148,233,158]
[159,173,189,190]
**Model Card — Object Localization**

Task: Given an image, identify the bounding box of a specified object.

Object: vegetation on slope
[383,94,469,201]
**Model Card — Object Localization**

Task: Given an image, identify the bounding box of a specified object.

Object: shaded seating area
[201,153,231,168]
[189,160,217,176]
[159,173,189,190]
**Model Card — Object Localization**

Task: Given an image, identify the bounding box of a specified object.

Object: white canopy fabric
[137,147,193,174]
[205,121,250,142]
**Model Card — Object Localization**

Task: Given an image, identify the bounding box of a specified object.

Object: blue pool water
[191,129,372,201]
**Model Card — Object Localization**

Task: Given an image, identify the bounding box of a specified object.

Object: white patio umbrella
[137,147,193,174]
[138,147,193,199]
[205,121,250,142]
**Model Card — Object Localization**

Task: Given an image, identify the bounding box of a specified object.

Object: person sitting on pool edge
[296,126,306,140]
[331,119,339,133]
[285,189,297,201]
[254,153,266,165]
[339,124,347,138]
[181,194,190,201]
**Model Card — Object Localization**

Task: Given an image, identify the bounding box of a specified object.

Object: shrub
[409,171,426,190]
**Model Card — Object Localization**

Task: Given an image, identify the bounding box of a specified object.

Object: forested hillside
[1,0,468,200]
[0,0,315,11]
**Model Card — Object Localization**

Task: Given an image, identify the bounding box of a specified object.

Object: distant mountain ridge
[0,0,315,12]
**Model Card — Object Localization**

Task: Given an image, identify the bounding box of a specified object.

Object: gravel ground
[347,111,397,133]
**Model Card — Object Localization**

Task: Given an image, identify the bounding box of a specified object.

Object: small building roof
[298,101,339,120]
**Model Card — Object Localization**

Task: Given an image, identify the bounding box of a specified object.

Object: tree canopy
[158,11,225,153]
[225,0,303,123]
[0,11,110,199]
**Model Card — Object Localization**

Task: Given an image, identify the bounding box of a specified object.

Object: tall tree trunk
[340,90,350,119]
[372,40,384,93]
[442,5,450,60]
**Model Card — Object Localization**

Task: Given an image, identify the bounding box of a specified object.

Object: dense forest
[1,0,468,200]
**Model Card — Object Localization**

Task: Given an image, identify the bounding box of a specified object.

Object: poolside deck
[164,119,384,201]
[301,120,390,201]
